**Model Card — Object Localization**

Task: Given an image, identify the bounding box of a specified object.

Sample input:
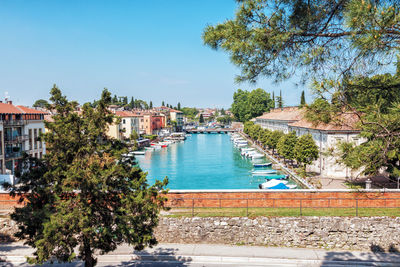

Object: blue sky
[0,0,308,108]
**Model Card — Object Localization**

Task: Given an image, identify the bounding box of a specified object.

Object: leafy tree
[216,115,232,125]
[277,131,298,163]
[9,85,168,267]
[220,108,226,115]
[181,107,199,120]
[294,133,319,172]
[243,121,255,135]
[33,99,49,108]
[177,102,181,110]
[199,114,204,123]
[300,91,306,107]
[231,88,273,122]
[265,130,284,154]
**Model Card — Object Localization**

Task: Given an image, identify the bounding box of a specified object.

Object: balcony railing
[2,120,27,126]
[5,152,22,159]
[4,135,29,144]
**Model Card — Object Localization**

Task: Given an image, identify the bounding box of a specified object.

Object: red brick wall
[165,191,400,208]
[2,191,400,210]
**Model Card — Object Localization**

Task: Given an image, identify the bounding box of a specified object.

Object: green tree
[112,95,118,105]
[177,102,181,110]
[276,90,283,109]
[181,107,199,120]
[9,85,168,267]
[300,91,306,107]
[231,88,273,122]
[294,133,319,172]
[272,92,275,109]
[220,108,226,115]
[33,99,49,108]
[129,97,135,109]
[277,131,298,163]
[265,130,283,154]
[149,101,153,109]
[162,101,165,106]
[199,114,204,123]
[243,121,255,135]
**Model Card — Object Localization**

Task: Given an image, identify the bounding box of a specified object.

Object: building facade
[255,107,363,179]
[169,109,184,131]
[0,102,47,175]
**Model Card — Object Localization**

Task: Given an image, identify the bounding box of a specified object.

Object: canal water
[136,133,284,190]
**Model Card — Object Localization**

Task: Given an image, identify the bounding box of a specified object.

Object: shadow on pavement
[322,244,400,266]
[103,247,192,267]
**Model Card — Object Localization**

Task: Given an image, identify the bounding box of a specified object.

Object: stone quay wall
[3,216,400,251]
[155,216,400,251]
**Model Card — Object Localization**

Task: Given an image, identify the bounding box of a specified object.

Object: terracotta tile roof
[289,113,360,132]
[17,106,49,114]
[115,111,144,117]
[256,107,304,121]
[169,109,183,113]
[0,103,24,114]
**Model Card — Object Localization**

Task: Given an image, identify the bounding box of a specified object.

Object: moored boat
[252,169,277,175]
[253,162,272,168]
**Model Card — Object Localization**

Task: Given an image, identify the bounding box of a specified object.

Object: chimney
[8,100,12,105]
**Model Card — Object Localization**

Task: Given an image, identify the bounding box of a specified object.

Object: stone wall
[3,215,400,251]
[155,216,400,251]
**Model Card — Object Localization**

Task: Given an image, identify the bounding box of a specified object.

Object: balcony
[4,135,29,144]
[3,120,27,126]
[5,152,22,159]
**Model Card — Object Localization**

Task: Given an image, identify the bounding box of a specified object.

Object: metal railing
[5,152,22,159]
[4,135,29,144]
[166,197,400,217]
[2,120,27,126]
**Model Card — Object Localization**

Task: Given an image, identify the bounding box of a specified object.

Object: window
[123,119,126,124]
[29,129,32,150]
[40,152,42,159]
[34,129,37,149]
[0,131,2,155]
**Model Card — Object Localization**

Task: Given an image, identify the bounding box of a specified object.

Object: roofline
[289,125,360,133]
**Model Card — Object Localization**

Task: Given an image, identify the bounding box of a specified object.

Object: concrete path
[2,242,400,266]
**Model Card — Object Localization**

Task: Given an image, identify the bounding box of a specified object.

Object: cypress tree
[162,101,165,106]
[8,85,168,267]
[272,92,275,108]
[300,91,306,106]
[177,102,181,110]
[199,114,204,123]
[149,101,153,109]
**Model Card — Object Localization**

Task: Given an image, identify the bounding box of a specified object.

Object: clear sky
[0,0,308,108]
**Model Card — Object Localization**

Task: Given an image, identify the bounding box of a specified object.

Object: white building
[169,109,184,132]
[115,111,140,140]
[0,101,47,175]
[255,107,363,179]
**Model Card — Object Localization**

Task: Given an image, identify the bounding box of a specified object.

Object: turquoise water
[136,133,279,190]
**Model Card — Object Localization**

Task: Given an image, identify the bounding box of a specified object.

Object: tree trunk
[83,238,96,267]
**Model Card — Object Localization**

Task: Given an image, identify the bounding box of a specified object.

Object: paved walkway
[2,242,400,266]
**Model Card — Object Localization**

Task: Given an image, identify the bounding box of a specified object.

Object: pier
[185,128,237,134]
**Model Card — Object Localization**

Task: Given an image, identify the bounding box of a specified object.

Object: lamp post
[397,177,400,189]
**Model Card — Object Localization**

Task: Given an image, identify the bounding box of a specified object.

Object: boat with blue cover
[253,162,272,168]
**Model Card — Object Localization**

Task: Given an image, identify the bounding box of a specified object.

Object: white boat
[252,169,277,175]
[144,147,154,150]
[132,151,145,155]
[250,153,264,159]
[260,179,288,189]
